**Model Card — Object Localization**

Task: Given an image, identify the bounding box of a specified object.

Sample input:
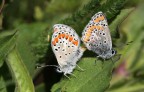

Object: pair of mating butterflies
[51,12,116,76]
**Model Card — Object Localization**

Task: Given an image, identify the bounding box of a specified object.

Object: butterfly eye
[112,50,116,55]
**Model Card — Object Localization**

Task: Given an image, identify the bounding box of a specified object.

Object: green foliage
[0,76,7,92]
[34,0,129,59]
[16,23,48,76]
[0,0,143,92]
[0,31,17,67]
[109,8,134,38]
[6,48,35,92]
[51,7,134,92]
[108,4,144,91]
[52,58,114,92]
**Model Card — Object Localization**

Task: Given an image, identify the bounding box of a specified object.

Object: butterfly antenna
[36,64,59,69]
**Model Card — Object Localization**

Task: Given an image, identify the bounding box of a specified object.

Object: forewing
[81,12,112,54]
[51,24,80,67]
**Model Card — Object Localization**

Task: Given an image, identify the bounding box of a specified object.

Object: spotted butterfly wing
[51,24,84,75]
[82,12,115,59]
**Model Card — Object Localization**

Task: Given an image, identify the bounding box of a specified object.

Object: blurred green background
[0,0,144,92]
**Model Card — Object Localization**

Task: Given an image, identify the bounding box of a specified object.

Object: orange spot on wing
[96,26,100,30]
[94,25,103,30]
[100,16,105,20]
[72,40,78,46]
[86,33,91,37]
[61,34,65,38]
[55,37,59,43]
[94,16,105,23]
[65,34,69,39]
[94,19,99,23]
[52,41,56,46]
[87,29,92,33]
[69,36,73,42]
[83,36,89,42]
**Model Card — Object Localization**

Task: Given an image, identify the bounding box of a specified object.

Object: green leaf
[16,23,48,76]
[0,76,7,92]
[6,48,35,92]
[35,83,45,92]
[0,31,17,67]
[108,78,144,92]
[51,4,134,92]
[51,58,114,92]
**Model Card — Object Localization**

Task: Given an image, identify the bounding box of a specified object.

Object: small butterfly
[51,24,85,78]
[81,11,116,60]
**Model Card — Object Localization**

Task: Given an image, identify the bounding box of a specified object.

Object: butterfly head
[99,49,116,59]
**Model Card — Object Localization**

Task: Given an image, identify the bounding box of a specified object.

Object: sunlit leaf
[6,48,35,92]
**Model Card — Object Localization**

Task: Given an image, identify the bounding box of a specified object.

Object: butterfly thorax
[57,64,76,74]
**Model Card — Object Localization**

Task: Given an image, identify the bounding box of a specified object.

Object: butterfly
[51,24,85,78]
[81,11,116,60]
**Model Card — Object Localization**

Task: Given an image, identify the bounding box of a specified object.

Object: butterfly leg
[76,64,85,71]
[101,59,105,69]
[102,59,105,64]
[95,56,100,65]
[64,73,70,80]
[69,73,77,78]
